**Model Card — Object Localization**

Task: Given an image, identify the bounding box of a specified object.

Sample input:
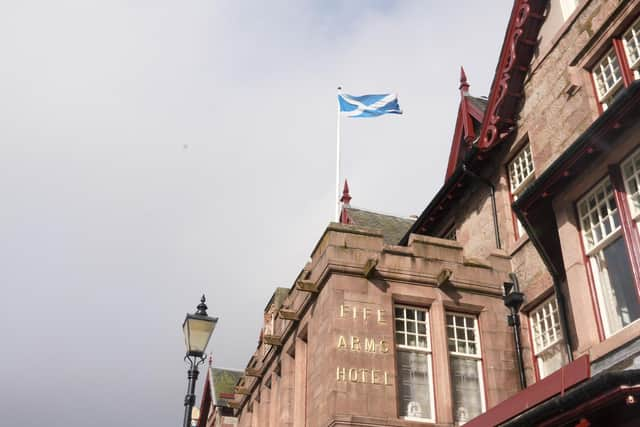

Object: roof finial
[208,353,213,367]
[340,179,352,206]
[459,66,470,94]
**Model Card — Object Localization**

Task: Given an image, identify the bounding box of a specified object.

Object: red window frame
[590,16,640,113]
[506,142,535,241]
[575,149,640,340]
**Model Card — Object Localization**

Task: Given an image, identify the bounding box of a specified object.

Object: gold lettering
[350,336,360,352]
[377,309,386,324]
[364,338,376,353]
[379,340,389,353]
[339,304,350,318]
[384,371,392,386]
[348,368,358,382]
[371,369,380,384]
[336,367,346,382]
[360,368,369,383]
[353,306,358,320]
[337,335,347,350]
[363,307,371,321]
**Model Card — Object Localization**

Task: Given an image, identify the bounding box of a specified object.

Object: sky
[0,1,511,425]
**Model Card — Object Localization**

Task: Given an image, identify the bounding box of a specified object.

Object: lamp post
[182,295,218,427]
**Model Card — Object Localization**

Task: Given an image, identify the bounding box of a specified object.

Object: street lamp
[182,295,218,427]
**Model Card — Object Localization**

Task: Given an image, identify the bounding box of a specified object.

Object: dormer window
[508,143,535,239]
[592,49,624,110]
[559,0,578,21]
[623,17,640,80]
[442,224,457,241]
[589,16,640,112]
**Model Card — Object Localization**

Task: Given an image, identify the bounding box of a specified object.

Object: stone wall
[230,224,521,426]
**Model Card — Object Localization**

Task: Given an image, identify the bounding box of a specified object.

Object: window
[590,17,640,111]
[622,146,640,220]
[442,225,457,241]
[578,175,640,337]
[508,143,535,238]
[446,313,485,426]
[559,0,578,21]
[623,17,640,80]
[592,49,624,109]
[530,297,567,379]
[395,305,435,422]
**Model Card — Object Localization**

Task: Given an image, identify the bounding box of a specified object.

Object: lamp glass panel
[184,317,216,354]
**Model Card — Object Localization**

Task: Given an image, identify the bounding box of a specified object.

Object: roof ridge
[346,205,415,221]
[211,366,244,373]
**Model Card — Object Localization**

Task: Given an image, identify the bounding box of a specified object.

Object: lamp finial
[196,295,208,315]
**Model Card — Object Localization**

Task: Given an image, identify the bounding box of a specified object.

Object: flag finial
[340,179,352,206]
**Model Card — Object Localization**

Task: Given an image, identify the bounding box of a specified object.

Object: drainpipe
[461,163,502,250]
[512,204,574,363]
[504,273,527,389]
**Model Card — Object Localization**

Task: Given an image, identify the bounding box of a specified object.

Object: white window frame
[559,0,578,21]
[578,178,635,337]
[592,48,624,110]
[623,16,640,80]
[446,313,486,426]
[529,297,566,379]
[622,146,640,222]
[394,305,435,423]
[508,143,535,238]
[442,224,457,241]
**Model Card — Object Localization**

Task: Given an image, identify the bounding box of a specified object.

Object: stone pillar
[278,354,295,426]
[259,385,270,427]
[430,298,453,424]
[268,375,279,427]
[293,337,308,427]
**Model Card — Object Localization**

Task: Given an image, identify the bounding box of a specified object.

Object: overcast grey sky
[0,1,511,425]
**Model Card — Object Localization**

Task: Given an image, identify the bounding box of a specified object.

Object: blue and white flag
[338,92,402,118]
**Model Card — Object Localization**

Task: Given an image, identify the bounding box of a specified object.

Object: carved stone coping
[363,258,378,278]
[436,268,452,287]
[295,279,319,293]
[278,308,300,320]
[245,367,262,378]
[263,334,283,346]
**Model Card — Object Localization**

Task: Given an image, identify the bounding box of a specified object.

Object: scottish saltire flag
[338,92,402,118]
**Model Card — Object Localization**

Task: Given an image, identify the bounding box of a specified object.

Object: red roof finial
[459,66,470,94]
[340,179,352,206]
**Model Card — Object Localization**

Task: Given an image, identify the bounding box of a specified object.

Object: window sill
[402,416,435,423]
[509,233,530,257]
[589,318,640,362]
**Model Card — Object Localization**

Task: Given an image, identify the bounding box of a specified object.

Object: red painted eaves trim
[464,355,591,427]
[445,104,466,180]
[477,0,546,151]
[197,369,213,427]
[539,384,640,427]
[460,96,476,143]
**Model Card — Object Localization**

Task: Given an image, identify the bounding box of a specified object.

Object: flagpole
[336,86,342,222]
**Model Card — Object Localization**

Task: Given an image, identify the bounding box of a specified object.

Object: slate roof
[264,287,289,312]
[210,367,243,408]
[344,207,415,245]
[467,95,488,113]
